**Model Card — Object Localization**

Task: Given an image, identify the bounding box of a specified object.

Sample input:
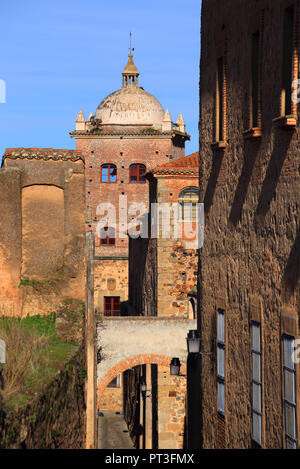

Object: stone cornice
[152,167,198,176]
[70,129,190,140]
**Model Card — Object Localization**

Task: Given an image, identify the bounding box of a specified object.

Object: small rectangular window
[216,57,225,142]
[101,164,117,183]
[281,6,294,116]
[217,309,225,415]
[130,164,146,183]
[100,227,115,246]
[251,31,260,128]
[283,335,297,449]
[252,322,262,446]
[104,296,120,317]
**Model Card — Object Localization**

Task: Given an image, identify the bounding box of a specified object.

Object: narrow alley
[98,410,134,450]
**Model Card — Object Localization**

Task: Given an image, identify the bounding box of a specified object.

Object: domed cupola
[94,53,165,126]
[73,52,188,137]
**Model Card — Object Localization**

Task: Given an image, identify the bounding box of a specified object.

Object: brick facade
[74,134,188,316]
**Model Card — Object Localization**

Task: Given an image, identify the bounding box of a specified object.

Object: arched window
[100,226,115,245]
[101,164,117,183]
[129,164,146,183]
[178,187,199,222]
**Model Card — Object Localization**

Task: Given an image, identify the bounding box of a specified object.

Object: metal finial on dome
[129,32,133,54]
[122,33,139,87]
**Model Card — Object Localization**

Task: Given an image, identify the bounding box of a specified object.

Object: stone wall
[198,0,300,449]
[129,174,198,318]
[0,347,85,449]
[155,365,186,449]
[0,149,86,317]
[94,259,128,316]
[0,167,22,316]
[98,380,123,412]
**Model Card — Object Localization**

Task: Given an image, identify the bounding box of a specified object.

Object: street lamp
[186,330,201,354]
[170,357,181,376]
[141,380,147,394]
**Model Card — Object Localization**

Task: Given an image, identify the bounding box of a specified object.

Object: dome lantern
[122,53,139,87]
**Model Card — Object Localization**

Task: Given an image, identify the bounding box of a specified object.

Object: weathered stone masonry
[197,0,300,449]
[0,149,86,317]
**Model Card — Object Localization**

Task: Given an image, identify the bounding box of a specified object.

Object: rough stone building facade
[129,153,199,318]
[194,0,300,449]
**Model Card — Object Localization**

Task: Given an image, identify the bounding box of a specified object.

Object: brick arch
[97,353,186,406]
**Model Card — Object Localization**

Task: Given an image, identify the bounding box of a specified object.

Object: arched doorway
[97,354,187,450]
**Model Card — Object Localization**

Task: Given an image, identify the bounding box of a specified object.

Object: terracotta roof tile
[151,152,199,175]
[158,152,199,169]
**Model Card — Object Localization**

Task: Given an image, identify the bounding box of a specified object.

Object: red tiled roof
[151,152,199,175]
[159,152,199,169]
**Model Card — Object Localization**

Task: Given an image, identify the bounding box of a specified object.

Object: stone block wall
[0,150,86,317]
[0,167,22,316]
[198,0,300,449]
[98,378,123,412]
[94,259,128,316]
[157,365,186,449]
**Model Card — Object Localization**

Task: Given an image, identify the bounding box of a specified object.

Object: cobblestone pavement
[97,410,135,449]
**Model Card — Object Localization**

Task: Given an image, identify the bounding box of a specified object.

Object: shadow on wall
[186,353,202,449]
[282,227,300,301]
[203,151,224,213]
[255,130,294,223]
[120,301,129,316]
[229,138,261,226]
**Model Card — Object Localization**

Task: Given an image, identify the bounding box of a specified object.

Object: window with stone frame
[250,30,261,129]
[104,296,120,317]
[281,5,295,117]
[217,309,225,416]
[251,322,262,446]
[101,163,117,183]
[283,334,297,449]
[216,56,225,142]
[178,187,199,222]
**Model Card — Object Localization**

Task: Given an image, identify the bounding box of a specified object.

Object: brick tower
[71,53,190,316]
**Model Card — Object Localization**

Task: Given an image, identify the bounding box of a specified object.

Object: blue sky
[0,1,200,162]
